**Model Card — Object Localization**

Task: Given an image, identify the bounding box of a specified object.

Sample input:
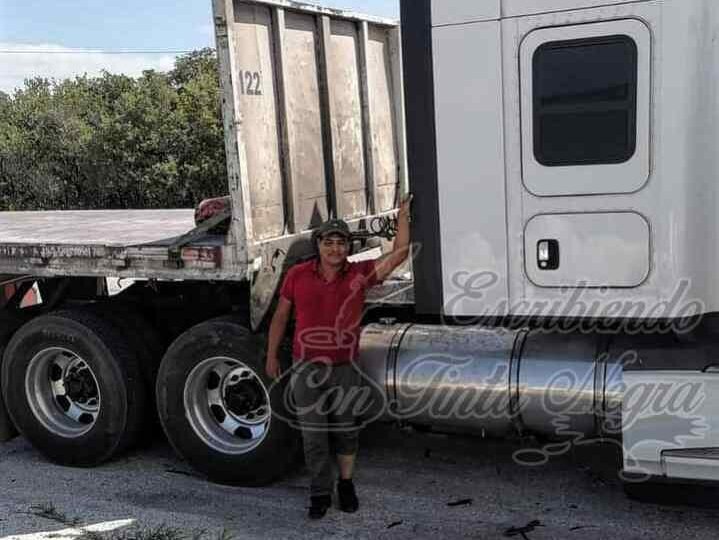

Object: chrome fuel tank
[359,323,623,439]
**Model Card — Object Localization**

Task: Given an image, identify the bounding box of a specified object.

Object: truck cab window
[533,35,638,167]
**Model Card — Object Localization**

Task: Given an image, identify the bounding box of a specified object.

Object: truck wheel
[89,303,165,392]
[89,302,166,443]
[0,308,39,442]
[1,310,146,466]
[156,317,300,486]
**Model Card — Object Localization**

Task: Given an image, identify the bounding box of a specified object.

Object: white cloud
[0,42,178,94]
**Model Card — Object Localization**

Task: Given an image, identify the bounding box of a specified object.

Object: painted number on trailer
[239,70,262,96]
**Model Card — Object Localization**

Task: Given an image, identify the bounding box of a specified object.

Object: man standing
[266,195,412,519]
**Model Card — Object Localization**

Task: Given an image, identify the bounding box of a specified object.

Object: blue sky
[0,0,399,92]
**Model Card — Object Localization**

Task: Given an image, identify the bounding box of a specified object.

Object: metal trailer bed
[0,209,238,281]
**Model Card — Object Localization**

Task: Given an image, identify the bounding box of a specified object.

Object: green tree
[0,47,227,211]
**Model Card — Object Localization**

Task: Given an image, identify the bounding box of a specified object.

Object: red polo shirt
[280,259,382,364]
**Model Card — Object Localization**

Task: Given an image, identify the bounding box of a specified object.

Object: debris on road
[446,499,473,507]
[504,519,543,539]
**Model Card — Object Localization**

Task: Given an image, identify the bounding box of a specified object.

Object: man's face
[318,234,349,267]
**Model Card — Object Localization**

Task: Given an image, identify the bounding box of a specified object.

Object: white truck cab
[390,0,719,487]
[406,0,719,321]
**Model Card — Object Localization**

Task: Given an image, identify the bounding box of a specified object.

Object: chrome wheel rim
[183,357,271,455]
[25,347,101,437]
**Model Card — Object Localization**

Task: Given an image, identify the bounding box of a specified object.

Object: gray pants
[291,361,362,496]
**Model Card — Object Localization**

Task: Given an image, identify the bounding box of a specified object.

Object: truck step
[663,448,719,461]
[662,448,719,482]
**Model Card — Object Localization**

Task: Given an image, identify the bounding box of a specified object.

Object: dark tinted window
[533,35,638,166]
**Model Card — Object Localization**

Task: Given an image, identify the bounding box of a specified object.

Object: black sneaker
[337,479,359,513]
[308,495,332,519]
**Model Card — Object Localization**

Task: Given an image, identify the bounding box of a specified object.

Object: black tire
[1,310,147,466]
[0,307,39,441]
[156,316,300,486]
[89,302,165,391]
[88,302,166,444]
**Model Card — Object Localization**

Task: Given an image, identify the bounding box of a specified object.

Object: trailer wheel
[89,303,165,392]
[0,308,39,442]
[156,317,299,486]
[1,310,146,466]
[89,302,166,443]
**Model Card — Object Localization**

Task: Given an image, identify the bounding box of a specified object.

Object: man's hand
[373,193,413,283]
[266,355,281,380]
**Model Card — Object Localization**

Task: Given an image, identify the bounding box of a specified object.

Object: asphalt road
[0,423,717,540]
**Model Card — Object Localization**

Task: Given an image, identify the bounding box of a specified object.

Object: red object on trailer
[3,282,37,307]
[194,196,231,234]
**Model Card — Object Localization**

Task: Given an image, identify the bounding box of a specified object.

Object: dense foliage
[0,48,227,210]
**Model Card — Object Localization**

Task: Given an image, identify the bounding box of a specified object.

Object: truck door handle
[537,239,559,270]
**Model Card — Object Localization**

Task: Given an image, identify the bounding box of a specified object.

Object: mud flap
[250,235,316,331]
[250,251,286,331]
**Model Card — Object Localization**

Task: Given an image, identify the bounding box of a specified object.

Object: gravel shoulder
[1,423,717,540]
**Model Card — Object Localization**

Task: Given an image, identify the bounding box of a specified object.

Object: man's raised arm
[373,194,413,283]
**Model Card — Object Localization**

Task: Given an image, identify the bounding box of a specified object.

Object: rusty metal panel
[327,20,368,219]
[216,0,404,256]
[234,3,285,240]
[367,26,400,213]
[284,11,329,230]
